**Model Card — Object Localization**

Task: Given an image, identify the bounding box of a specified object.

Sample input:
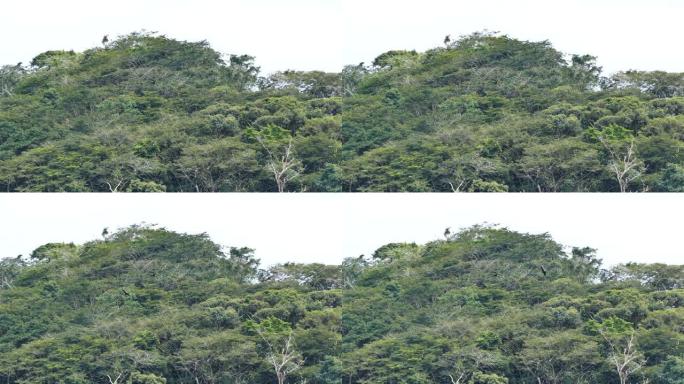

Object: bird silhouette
[102,227,109,239]
[444,227,451,239]
[444,35,451,46]
[102,35,109,46]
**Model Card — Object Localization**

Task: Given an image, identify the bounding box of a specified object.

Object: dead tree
[254,327,303,384]
[106,372,123,384]
[257,137,302,192]
[600,138,643,192]
[599,330,644,384]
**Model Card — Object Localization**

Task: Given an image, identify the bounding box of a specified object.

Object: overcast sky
[2,0,683,75]
[1,194,682,268]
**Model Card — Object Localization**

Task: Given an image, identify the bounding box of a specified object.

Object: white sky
[1,0,683,75]
[0,194,682,268]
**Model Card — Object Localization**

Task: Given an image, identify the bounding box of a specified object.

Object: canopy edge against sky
[2,0,683,75]
[1,194,681,268]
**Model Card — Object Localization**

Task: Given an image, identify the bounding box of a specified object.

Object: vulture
[102,227,109,238]
[444,227,451,239]
[444,34,451,45]
[102,35,109,45]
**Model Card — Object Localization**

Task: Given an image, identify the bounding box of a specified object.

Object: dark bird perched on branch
[102,35,109,46]
[444,227,451,239]
[444,34,451,46]
[102,227,109,239]
[539,265,547,276]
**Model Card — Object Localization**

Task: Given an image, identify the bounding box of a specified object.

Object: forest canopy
[0,224,682,383]
[1,31,684,192]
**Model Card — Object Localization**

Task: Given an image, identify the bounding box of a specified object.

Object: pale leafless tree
[254,327,303,384]
[448,180,466,193]
[600,138,644,192]
[448,372,465,384]
[0,274,14,289]
[0,64,23,97]
[257,137,302,192]
[599,330,645,384]
[106,372,124,384]
[0,258,23,290]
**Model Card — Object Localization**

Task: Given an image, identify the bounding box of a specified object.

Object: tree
[444,347,507,384]
[568,247,602,283]
[0,257,25,289]
[2,31,684,192]
[602,138,643,192]
[176,138,261,192]
[468,371,508,384]
[254,126,303,192]
[341,255,369,288]
[602,263,683,290]
[589,317,645,384]
[259,263,343,290]
[340,63,367,96]
[519,332,602,384]
[177,332,260,384]
[127,372,167,384]
[591,125,645,192]
[2,225,684,383]
[656,163,684,191]
[0,64,24,97]
[260,70,343,98]
[228,247,260,283]
[100,153,161,193]
[657,356,684,384]
[248,317,304,384]
[518,139,602,192]
[605,71,684,98]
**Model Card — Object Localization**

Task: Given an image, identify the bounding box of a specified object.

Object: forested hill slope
[1,225,683,383]
[1,31,684,191]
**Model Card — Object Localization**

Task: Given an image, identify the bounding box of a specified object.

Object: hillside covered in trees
[0,225,683,383]
[1,32,684,192]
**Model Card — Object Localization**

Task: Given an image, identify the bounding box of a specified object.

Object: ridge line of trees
[0,224,682,382]
[1,31,683,192]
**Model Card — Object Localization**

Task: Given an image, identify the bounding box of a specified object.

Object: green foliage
[656,356,684,384]
[469,371,509,384]
[339,226,682,384]
[1,32,683,191]
[0,225,682,383]
[128,372,167,384]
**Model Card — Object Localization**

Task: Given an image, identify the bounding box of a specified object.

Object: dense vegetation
[1,31,684,191]
[1,225,682,383]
